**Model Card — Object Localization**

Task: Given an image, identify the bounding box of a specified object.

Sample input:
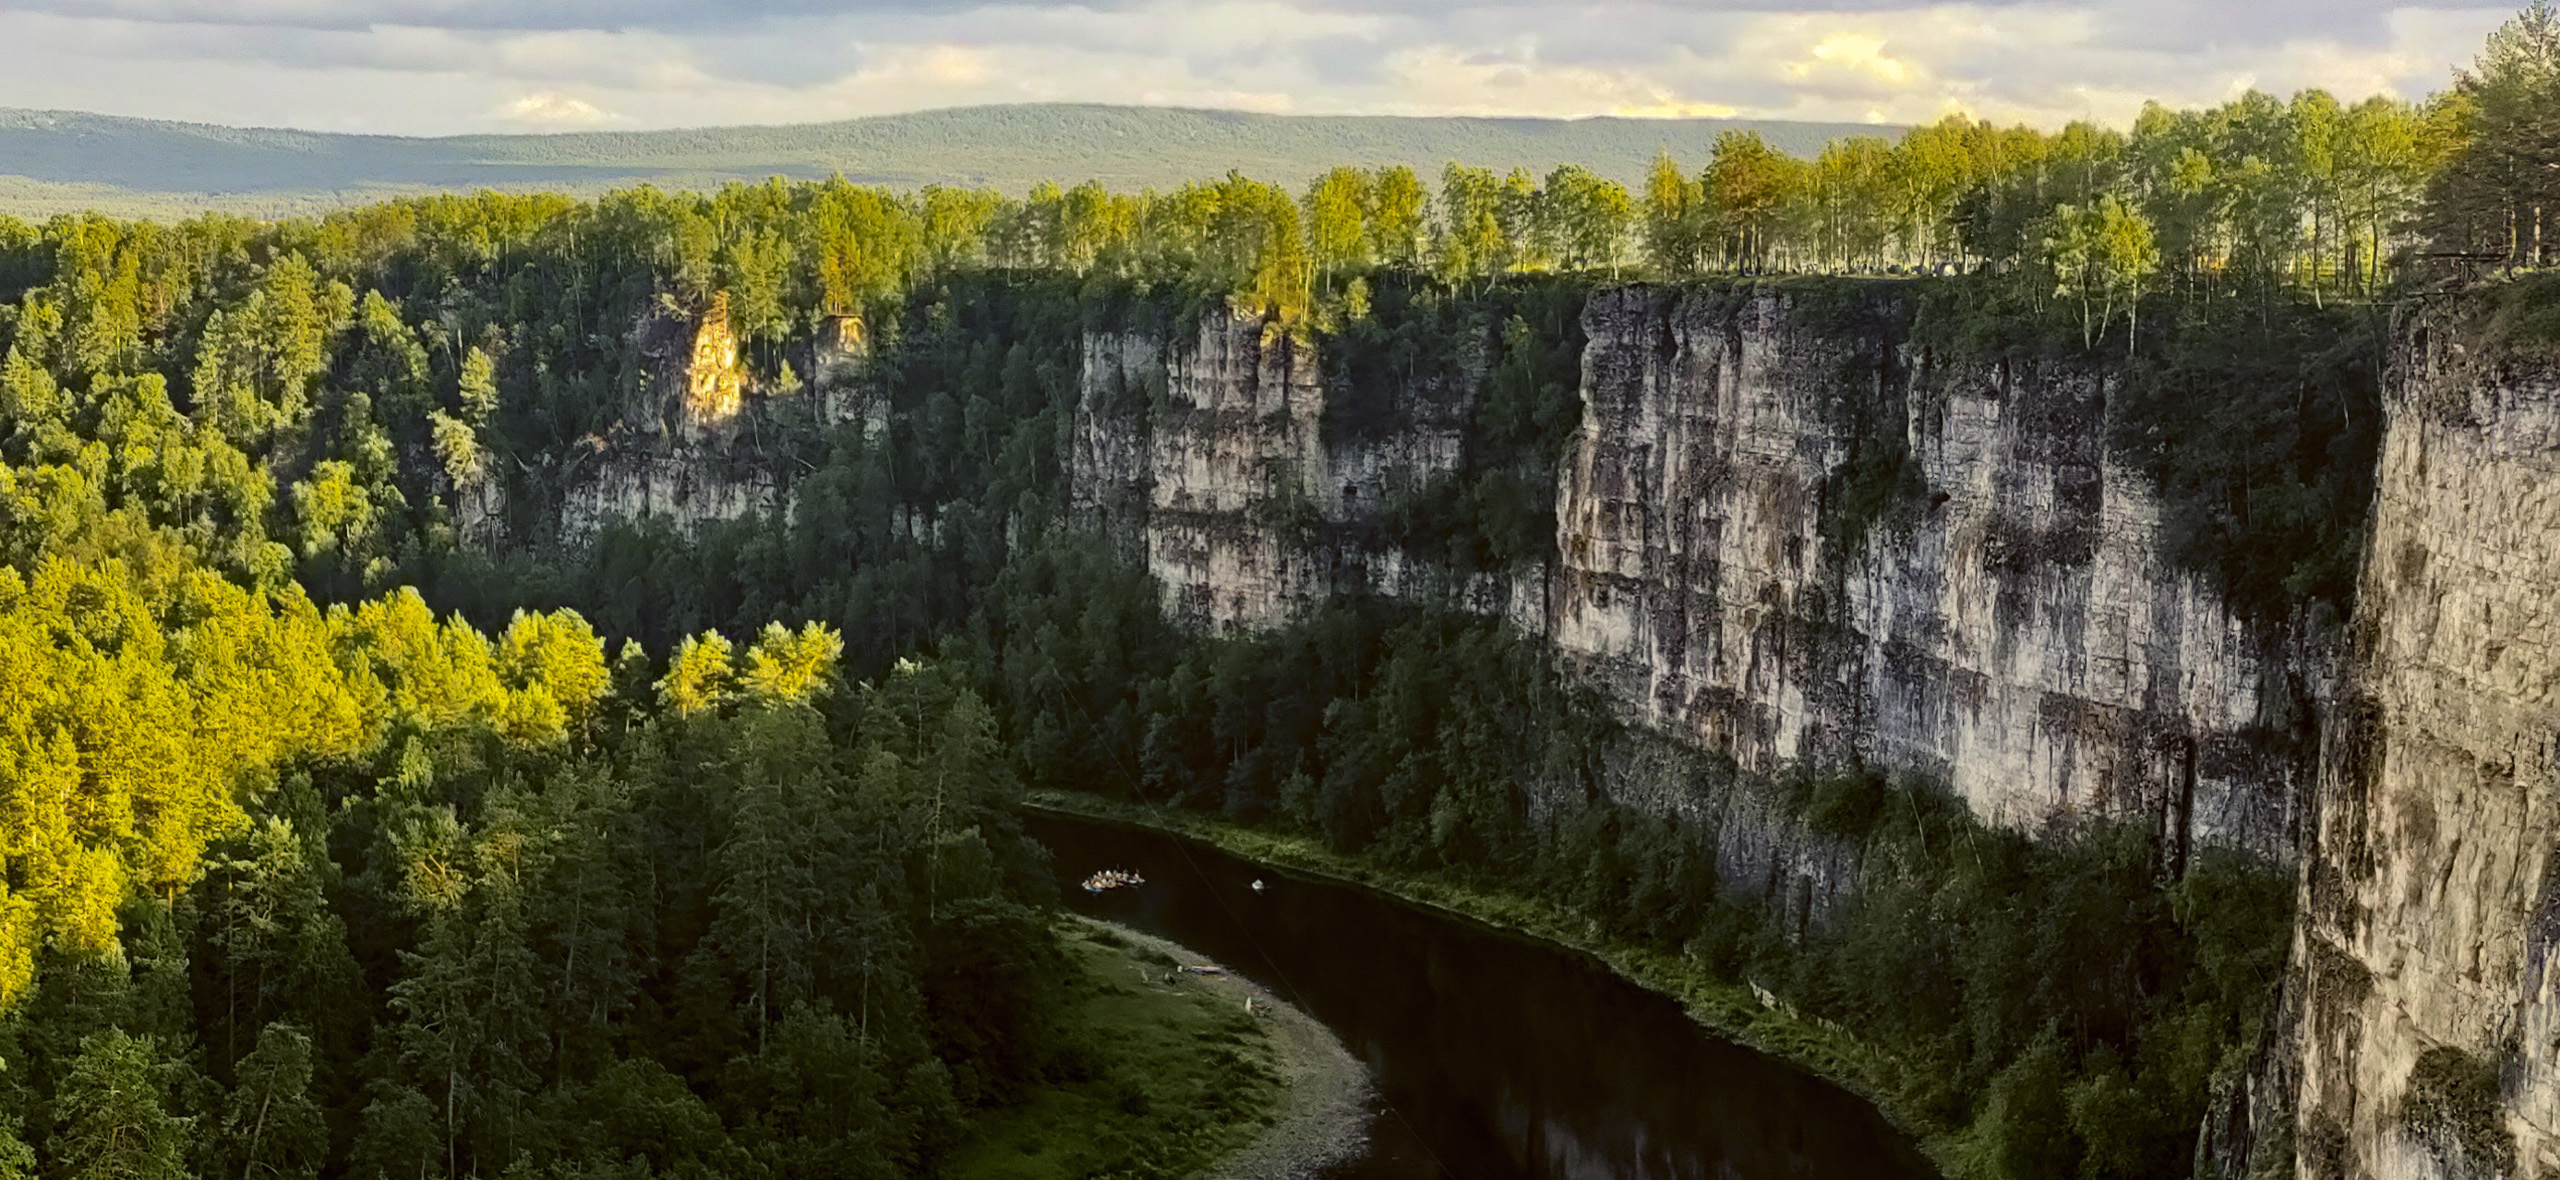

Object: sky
[0,0,2521,136]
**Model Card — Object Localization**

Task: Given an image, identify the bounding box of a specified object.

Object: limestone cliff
[1552,286,2314,857]
[1064,285,2315,858]
[1056,281,2560,1177]
[464,297,868,548]
[1074,303,1330,627]
[2292,303,2560,1179]
[1072,299,1539,632]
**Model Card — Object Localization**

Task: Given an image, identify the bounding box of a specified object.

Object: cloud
[0,0,1028,32]
[1789,31,1920,90]
[498,89,617,126]
[0,0,2518,136]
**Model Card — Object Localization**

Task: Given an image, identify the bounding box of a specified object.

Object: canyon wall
[1055,284,2560,1178]
[1071,300,1541,632]
[1061,285,2314,858]
[2291,305,2560,1179]
[512,281,2318,901]
[475,278,2560,1176]
[1551,286,2315,857]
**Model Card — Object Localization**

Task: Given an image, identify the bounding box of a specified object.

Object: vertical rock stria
[1550,285,2310,854]
[2293,308,2560,1179]
[1079,302,1330,627]
[1073,301,1535,632]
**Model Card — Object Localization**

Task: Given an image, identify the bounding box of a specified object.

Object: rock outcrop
[1551,285,2314,857]
[2292,304,2560,1179]
[466,297,864,548]
[680,292,749,434]
[1065,285,2314,857]
[1075,304,1332,628]
[1072,300,1536,631]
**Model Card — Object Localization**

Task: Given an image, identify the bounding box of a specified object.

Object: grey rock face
[1057,285,2317,860]
[1078,304,1333,628]
[516,283,2314,867]
[2292,307,2560,1180]
[1072,302,1540,633]
[1054,282,2327,967]
[1550,285,2310,856]
[470,299,862,548]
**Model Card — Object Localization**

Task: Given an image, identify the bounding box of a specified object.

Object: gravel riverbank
[1076,919,1372,1179]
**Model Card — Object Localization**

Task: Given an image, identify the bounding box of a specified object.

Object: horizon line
[0,101,1907,144]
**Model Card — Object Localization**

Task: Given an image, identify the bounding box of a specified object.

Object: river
[1027,812,1940,1180]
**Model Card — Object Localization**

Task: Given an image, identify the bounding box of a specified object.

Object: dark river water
[1027,813,1939,1180]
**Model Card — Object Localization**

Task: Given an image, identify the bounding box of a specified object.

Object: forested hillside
[8,9,2560,1175]
[0,105,1878,221]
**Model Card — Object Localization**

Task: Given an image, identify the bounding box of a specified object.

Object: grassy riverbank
[946,918,1283,1180]
[1021,790,1964,1173]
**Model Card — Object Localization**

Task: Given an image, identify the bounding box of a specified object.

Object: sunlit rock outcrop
[2292,306,2560,1180]
[470,292,865,546]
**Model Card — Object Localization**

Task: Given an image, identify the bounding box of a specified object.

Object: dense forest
[9,6,2560,1179]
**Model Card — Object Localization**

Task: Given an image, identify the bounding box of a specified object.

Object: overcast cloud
[0,0,2517,135]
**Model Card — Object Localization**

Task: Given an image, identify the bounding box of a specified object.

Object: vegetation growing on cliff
[1901,272,2390,622]
[2400,1045,2518,1176]
[1323,273,1593,573]
[2112,302,2385,620]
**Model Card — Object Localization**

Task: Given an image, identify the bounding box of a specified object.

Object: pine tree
[381,808,479,1180]
[2427,0,2560,263]
[52,1031,187,1180]
[349,1087,437,1180]
[0,1120,30,1180]
[454,348,498,427]
[216,1024,325,1180]
[459,795,550,1168]
[528,766,640,1077]
[711,709,837,1048]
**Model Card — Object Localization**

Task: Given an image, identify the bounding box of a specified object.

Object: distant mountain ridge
[0,103,1888,219]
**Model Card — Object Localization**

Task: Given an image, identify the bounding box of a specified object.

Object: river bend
[1030,813,1938,1180]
